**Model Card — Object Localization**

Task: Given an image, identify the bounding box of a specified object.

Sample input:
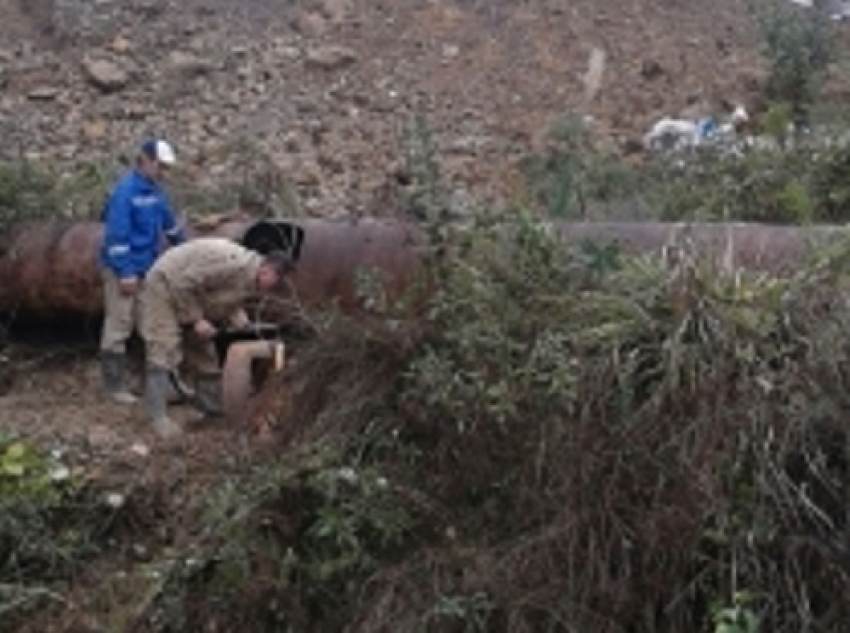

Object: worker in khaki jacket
[139,237,293,437]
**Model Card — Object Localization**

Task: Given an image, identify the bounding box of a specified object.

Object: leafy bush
[0,437,81,627]
[518,102,850,226]
[650,149,816,223]
[0,158,120,231]
[0,436,152,631]
[518,115,644,219]
[260,212,844,632]
[0,161,62,226]
[402,108,448,222]
[139,448,416,631]
[756,0,835,120]
[807,142,850,220]
[636,139,850,225]
[383,216,846,630]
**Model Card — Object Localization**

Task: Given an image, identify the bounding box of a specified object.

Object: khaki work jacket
[149,237,263,324]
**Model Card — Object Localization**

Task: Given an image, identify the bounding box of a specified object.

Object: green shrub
[0,158,120,228]
[0,435,152,631]
[140,449,416,631]
[650,150,808,223]
[518,114,641,219]
[292,213,846,631]
[647,143,850,225]
[760,102,794,146]
[374,215,845,630]
[0,437,81,626]
[517,109,850,225]
[757,0,835,119]
[402,108,447,222]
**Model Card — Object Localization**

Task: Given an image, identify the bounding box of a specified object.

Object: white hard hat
[141,138,177,165]
[155,140,176,165]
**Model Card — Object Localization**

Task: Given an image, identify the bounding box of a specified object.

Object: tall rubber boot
[192,372,224,420]
[167,368,195,405]
[144,366,182,438]
[100,352,138,404]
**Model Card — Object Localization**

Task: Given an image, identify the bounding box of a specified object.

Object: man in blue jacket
[99,138,187,404]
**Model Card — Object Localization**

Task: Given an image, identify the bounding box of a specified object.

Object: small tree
[757,0,835,123]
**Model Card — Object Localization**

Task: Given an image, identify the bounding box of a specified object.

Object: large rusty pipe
[0,216,426,321]
[549,221,844,274]
[0,220,106,320]
[275,217,426,312]
[0,217,253,322]
[0,218,847,322]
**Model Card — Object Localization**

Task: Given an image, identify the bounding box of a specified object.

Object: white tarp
[789,0,850,20]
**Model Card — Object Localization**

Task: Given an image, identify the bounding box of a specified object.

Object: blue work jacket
[99,170,186,279]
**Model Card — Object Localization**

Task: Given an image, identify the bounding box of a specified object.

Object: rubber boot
[167,369,195,405]
[144,366,182,438]
[190,373,224,424]
[100,352,138,404]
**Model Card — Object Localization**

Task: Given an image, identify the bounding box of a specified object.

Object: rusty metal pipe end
[221,340,286,427]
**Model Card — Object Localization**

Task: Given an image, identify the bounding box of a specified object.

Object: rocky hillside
[0,0,832,217]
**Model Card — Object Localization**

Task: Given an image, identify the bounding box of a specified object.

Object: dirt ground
[0,334,294,631]
[0,0,792,215]
[0,332,269,486]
